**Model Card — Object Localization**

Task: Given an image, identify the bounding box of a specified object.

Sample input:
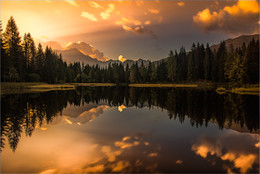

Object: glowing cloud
[42,41,63,50]
[177,2,185,7]
[176,160,183,164]
[84,165,104,173]
[100,4,115,20]
[122,25,156,38]
[144,21,151,25]
[81,12,98,22]
[40,35,48,39]
[65,118,73,124]
[62,105,109,125]
[89,1,104,9]
[193,0,259,34]
[192,132,259,174]
[40,169,57,174]
[114,136,141,149]
[65,41,107,61]
[111,161,130,172]
[148,9,159,14]
[136,1,144,7]
[116,17,142,26]
[118,55,126,63]
[40,127,48,131]
[64,0,78,7]
[148,153,158,157]
[101,146,122,162]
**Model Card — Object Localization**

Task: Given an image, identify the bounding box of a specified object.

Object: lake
[1,87,259,173]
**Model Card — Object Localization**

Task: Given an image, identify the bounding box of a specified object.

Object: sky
[1,0,259,61]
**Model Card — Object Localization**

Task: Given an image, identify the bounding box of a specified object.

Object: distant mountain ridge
[210,34,259,51]
[56,47,150,67]
[54,34,259,67]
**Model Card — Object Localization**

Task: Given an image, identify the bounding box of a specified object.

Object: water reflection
[1,87,259,173]
[1,87,259,152]
[192,132,259,173]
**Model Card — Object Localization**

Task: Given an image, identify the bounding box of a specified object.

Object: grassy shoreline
[216,86,259,95]
[1,82,259,95]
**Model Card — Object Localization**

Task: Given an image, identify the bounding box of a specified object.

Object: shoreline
[1,82,259,95]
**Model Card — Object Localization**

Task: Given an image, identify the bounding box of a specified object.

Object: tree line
[1,16,259,86]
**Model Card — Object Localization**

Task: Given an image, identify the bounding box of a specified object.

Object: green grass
[128,83,198,88]
[231,87,259,95]
[216,85,259,95]
[1,82,75,95]
[2,82,259,95]
[72,83,116,87]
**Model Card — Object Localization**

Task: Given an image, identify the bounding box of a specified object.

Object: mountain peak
[64,41,107,61]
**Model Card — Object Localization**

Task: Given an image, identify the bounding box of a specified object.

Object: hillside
[210,34,259,51]
[56,48,100,66]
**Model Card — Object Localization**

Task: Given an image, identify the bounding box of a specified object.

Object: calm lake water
[1,87,259,173]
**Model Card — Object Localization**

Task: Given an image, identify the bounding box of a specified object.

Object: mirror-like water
[1,87,259,173]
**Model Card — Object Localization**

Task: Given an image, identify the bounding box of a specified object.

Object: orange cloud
[65,41,107,61]
[114,136,141,149]
[64,0,78,7]
[193,0,259,34]
[192,133,259,174]
[176,160,183,164]
[42,41,63,50]
[89,1,104,9]
[101,146,122,162]
[111,161,130,172]
[144,21,151,25]
[148,152,158,157]
[63,105,109,125]
[148,9,159,14]
[116,17,142,26]
[81,12,98,22]
[177,2,184,7]
[118,56,126,63]
[84,164,104,173]
[122,25,156,38]
[65,118,73,124]
[40,169,57,174]
[100,4,115,20]
[136,1,144,7]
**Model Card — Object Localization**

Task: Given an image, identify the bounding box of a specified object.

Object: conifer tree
[3,16,24,81]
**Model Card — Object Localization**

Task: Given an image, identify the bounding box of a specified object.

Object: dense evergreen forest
[1,16,259,86]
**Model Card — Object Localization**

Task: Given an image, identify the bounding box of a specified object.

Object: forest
[1,16,259,86]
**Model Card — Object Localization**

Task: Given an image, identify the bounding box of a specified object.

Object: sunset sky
[1,0,259,61]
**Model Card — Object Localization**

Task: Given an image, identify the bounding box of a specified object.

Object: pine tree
[147,61,152,83]
[23,33,36,77]
[245,39,259,84]
[125,63,130,84]
[216,41,227,82]
[187,43,196,81]
[139,61,147,83]
[1,20,9,81]
[167,50,177,82]
[178,47,187,81]
[35,43,45,77]
[3,16,24,81]
[204,43,213,81]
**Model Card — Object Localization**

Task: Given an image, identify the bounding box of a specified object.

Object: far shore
[1,82,259,95]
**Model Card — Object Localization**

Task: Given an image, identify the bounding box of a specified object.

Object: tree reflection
[1,87,259,152]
